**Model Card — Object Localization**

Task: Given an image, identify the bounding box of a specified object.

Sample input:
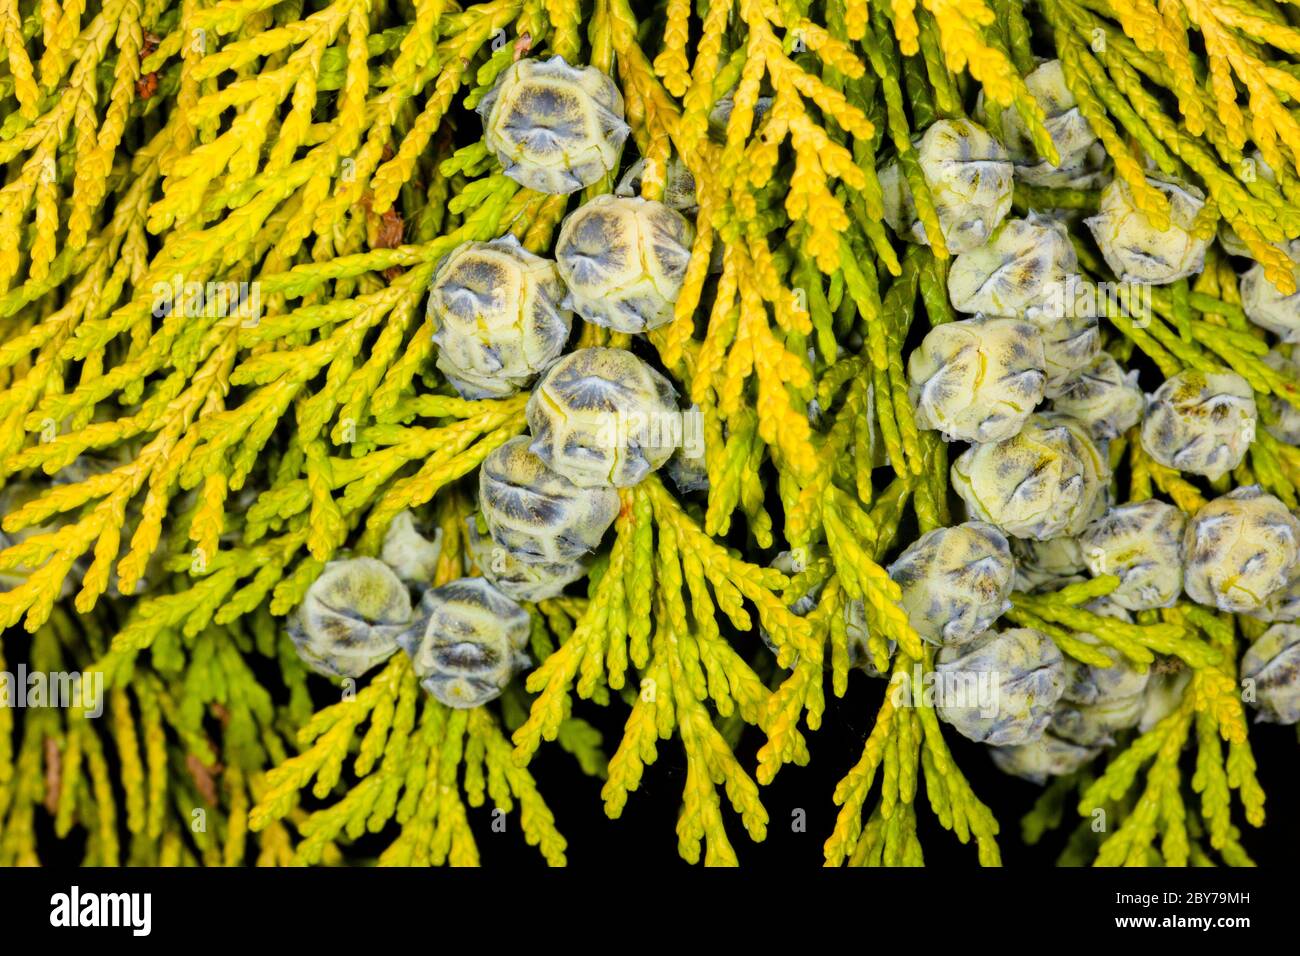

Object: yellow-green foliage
[0,0,1293,868]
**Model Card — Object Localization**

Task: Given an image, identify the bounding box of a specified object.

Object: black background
[471,669,1300,868]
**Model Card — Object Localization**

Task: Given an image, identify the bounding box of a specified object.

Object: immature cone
[381,510,443,584]
[526,347,680,488]
[1085,175,1210,284]
[770,550,826,622]
[1051,352,1144,440]
[1024,141,1112,191]
[1025,300,1100,397]
[1261,351,1300,445]
[759,550,825,667]
[1252,567,1300,623]
[935,627,1067,746]
[951,413,1110,540]
[288,557,411,678]
[844,601,895,677]
[664,446,709,494]
[478,56,629,195]
[978,60,1099,184]
[1139,666,1192,732]
[479,436,619,564]
[1139,370,1256,480]
[1218,152,1276,258]
[398,577,531,709]
[1219,224,1254,260]
[879,118,1014,254]
[708,88,773,135]
[907,317,1047,443]
[466,520,589,603]
[887,521,1015,647]
[1240,624,1300,724]
[946,217,1078,318]
[1050,605,1150,746]
[1012,535,1087,592]
[429,236,572,398]
[1055,691,1149,749]
[615,156,698,212]
[483,550,588,604]
[555,195,694,333]
[1183,486,1300,613]
[1241,251,1300,342]
[1079,500,1185,611]
[989,732,1101,784]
